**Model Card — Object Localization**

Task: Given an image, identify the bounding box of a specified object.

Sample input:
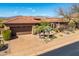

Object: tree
[58,8,72,21]
[71,4,79,28]
[57,4,78,30]
[71,4,79,13]
[33,21,53,38]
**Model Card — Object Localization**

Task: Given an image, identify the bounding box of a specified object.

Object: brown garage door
[11,26,32,35]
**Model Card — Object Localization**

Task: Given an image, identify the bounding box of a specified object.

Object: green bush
[68,20,76,31]
[0,23,4,28]
[0,40,4,48]
[2,29,11,41]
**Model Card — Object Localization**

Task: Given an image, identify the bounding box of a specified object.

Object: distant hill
[0,15,59,22]
[0,15,53,19]
[0,16,15,19]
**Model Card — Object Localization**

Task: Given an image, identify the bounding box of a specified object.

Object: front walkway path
[8,30,79,56]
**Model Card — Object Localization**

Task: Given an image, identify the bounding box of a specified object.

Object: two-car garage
[9,24,33,35]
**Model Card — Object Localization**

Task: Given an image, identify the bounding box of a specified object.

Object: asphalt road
[39,41,79,56]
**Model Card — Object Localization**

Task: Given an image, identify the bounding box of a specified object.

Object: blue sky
[0,3,73,17]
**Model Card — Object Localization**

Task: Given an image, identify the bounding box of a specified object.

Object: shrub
[58,26,65,32]
[0,23,4,28]
[0,40,4,48]
[2,29,11,41]
[53,28,59,32]
[68,20,76,31]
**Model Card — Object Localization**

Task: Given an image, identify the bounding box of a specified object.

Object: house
[3,16,67,36]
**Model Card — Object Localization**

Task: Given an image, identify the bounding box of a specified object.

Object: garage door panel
[11,26,32,35]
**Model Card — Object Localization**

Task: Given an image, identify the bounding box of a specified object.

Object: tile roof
[70,13,79,18]
[3,16,40,24]
[44,18,64,22]
[3,16,64,24]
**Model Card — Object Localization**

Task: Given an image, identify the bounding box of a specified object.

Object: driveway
[8,34,45,55]
[8,30,79,56]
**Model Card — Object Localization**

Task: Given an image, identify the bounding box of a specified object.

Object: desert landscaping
[6,29,79,56]
[0,4,79,56]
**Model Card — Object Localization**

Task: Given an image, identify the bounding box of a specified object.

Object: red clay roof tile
[4,16,40,24]
[3,16,64,24]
